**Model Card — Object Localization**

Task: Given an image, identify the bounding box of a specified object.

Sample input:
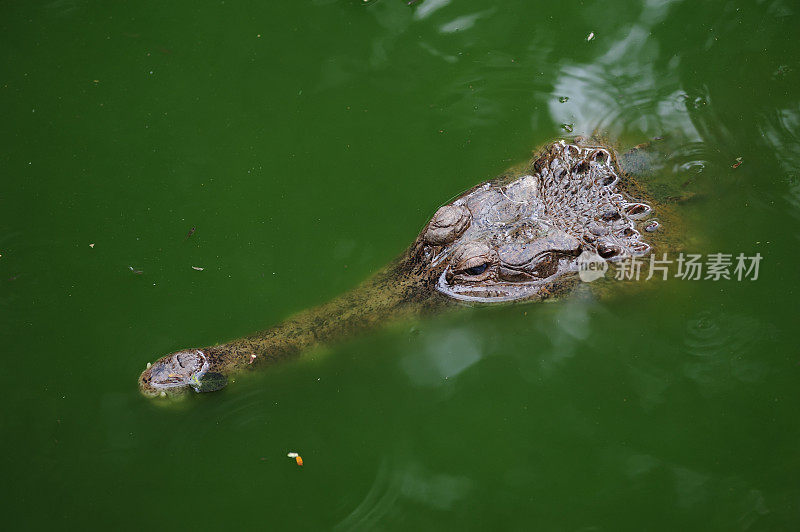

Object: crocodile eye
[464,263,488,276]
[447,241,496,284]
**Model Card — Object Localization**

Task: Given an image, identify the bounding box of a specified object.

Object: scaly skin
[139,138,680,398]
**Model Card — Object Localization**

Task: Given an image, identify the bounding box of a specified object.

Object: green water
[2,0,799,529]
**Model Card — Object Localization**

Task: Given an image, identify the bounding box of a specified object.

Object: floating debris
[558,96,570,103]
[185,226,196,240]
[560,123,574,133]
[773,64,790,79]
[587,32,595,41]
[129,266,143,275]
[191,266,204,271]
[89,243,95,248]
[732,157,743,169]
[248,354,257,364]
[287,452,303,466]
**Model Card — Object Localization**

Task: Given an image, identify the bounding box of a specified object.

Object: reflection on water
[683,310,773,391]
[400,327,483,387]
[335,456,472,531]
[351,0,725,156]
[537,290,594,376]
[413,0,450,20]
[625,362,671,412]
[618,449,770,525]
[761,105,800,170]
[549,0,700,140]
[438,10,494,34]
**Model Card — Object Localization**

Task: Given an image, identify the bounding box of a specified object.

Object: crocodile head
[411,140,654,302]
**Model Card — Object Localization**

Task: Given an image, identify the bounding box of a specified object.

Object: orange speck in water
[295,455,303,466]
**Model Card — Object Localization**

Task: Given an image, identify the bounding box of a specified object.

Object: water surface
[2,0,799,529]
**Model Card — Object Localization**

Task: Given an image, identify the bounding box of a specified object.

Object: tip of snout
[138,366,186,399]
[138,365,177,398]
[138,348,208,398]
[138,348,227,398]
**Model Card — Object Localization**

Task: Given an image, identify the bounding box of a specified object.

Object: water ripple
[549,29,700,140]
[682,310,775,389]
[335,455,472,530]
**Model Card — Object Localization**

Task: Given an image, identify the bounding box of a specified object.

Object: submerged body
[139,139,675,397]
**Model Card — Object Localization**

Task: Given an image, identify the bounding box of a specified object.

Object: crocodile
[139,138,679,397]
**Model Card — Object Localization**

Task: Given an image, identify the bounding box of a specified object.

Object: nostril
[573,160,590,174]
[592,149,609,164]
[624,203,651,218]
[598,242,621,258]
